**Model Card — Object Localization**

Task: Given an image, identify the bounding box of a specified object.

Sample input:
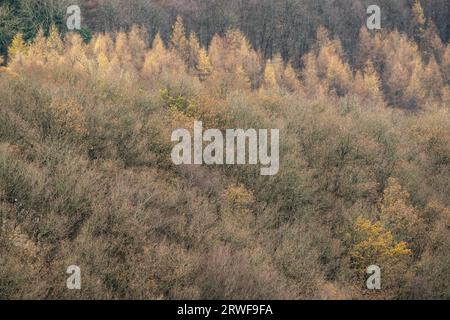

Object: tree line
[1,0,449,66]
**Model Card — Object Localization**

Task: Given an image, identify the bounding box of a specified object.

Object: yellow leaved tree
[187,32,200,70]
[350,216,412,292]
[352,59,384,105]
[128,25,148,70]
[8,33,27,62]
[46,24,64,55]
[196,47,212,80]
[282,62,301,92]
[170,16,189,60]
[263,59,278,90]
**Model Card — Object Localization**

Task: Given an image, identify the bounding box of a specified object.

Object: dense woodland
[1,0,450,65]
[0,0,449,299]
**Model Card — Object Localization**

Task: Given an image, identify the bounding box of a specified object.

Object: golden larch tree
[8,33,27,62]
[170,16,189,60]
[187,32,200,70]
[411,0,426,45]
[196,47,212,80]
[282,62,301,92]
[352,59,384,105]
[93,33,114,59]
[263,59,278,90]
[46,24,63,54]
[128,25,148,70]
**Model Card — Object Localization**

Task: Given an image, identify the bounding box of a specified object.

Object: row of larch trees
[5,8,450,110]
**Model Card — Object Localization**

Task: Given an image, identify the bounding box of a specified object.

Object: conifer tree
[151,33,166,56]
[142,33,187,79]
[235,65,251,91]
[187,32,200,70]
[442,44,450,85]
[142,33,167,77]
[93,33,114,59]
[421,22,444,62]
[114,31,133,69]
[315,26,331,52]
[354,27,383,72]
[8,32,27,61]
[46,24,63,54]
[128,25,148,70]
[96,51,110,78]
[66,32,86,61]
[317,43,352,96]
[272,53,284,84]
[208,35,225,70]
[196,47,212,80]
[382,31,424,108]
[411,0,426,45]
[420,56,445,104]
[312,27,353,96]
[28,28,47,62]
[282,62,301,92]
[263,59,278,90]
[302,52,326,99]
[352,59,384,105]
[354,27,373,71]
[225,29,244,52]
[404,60,426,108]
[170,16,188,59]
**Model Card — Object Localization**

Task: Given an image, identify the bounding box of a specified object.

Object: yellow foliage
[350,216,412,283]
[208,35,225,70]
[223,184,255,233]
[142,33,168,77]
[28,28,47,62]
[196,47,212,80]
[382,31,427,108]
[93,33,114,59]
[170,16,188,59]
[187,32,200,69]
[142,33,186,80]
[380,178,420,243]
[64,33,89,72]
[442,44,450,84]
[8,33,27,61]
[128,25,148,70]
[206,30,257,90]
[412,0,426,37]
[423,57,445,104]
[316,26,331,50]
[307,29,353,97]
[282,62,301,92]
[302,52,326,99]
[47,24,63,54]
[225,184,255,215]
[96,52,110,78]
[114,31,133,70]
[352,60,384,104]
[225,29,244,51]
[318,44,352,96]
[263,60,278,90]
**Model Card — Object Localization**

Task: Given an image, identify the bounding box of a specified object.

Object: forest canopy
[0,0,449,300]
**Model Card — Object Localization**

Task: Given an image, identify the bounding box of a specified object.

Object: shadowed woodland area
[0,0,449,299]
